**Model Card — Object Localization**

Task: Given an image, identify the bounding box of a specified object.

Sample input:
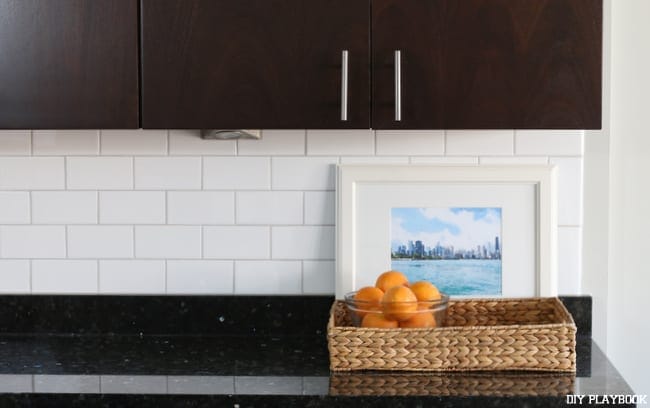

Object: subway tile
[302,261,335,294]
[203,226,270,259]
[272,226,335,260]
[238,130,305,155]
[33,130,99,155]
[67,157,132,190]
[167,192,234,225]
[515,130,584,156]
[550,157,583,226]
[67,226,133,259]
[306,130,374,156]
[167,260,234,294]
[234,376,303,395]
[0,226,65,259]
[167,376,235,395]
[445,130,514,156]
[135,157,201,190]
[557,227,582,295]
[376,130,445,156]
[32,260,97,294]
[169,130,236,155]
[236,192,303,225]
[34,375,100,393]
[0,260,30,293]
[101,130,167,155]
[478,156,549,165]
[100,375,167,394]
[0,375,33,393]
[32,191,97,224]
[99,191,165,224]
[0,157,64,190]
[135,226,201,259]
[339,156,409,164]
[99,261,165,294]
[0,192,30,224]
[410,156,479,164]
[0,130,31,155]
[304,192,335,225]
[234,261,302,294]
[203,157,270,190]
[271,157,337,190]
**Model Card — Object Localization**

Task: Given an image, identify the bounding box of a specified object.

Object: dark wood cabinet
[372,0,602,129]
[141,0,370,129]
[0,0,139,129]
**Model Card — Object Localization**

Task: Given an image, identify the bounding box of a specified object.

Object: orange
[381,286,418,321]
[361,313,399,328]
[375,270,409,292]
[410,281,441,301]
[353,286,384,317]
[399,312,437,328]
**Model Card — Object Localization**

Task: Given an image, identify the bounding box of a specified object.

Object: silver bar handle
[394,50,402,121]
[341,50,349,121]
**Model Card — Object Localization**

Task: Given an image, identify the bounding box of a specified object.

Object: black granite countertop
[0,295,635,407]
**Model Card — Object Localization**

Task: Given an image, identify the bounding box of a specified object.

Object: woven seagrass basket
[327,297,576,372]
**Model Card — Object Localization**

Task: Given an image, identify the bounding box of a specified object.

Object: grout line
[29,130,34,155]
[166,130,170,156]
[233,192,238,224]
[443,130,448,155]
[512,130,518,155]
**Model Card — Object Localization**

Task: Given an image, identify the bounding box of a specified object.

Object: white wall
[0,129,583,295]
[603,0,650,395]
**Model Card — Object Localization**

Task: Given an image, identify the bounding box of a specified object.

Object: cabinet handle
[341,50,349,121]
[395,50,402,122]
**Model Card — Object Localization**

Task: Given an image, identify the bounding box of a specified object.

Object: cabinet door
[372,0,602,129]
[141,0,370,129]
[0,0,138,129]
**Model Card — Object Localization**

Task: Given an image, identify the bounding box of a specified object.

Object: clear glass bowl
[344,291,450,328]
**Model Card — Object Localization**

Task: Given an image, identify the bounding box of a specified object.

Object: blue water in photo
[392,259,502,296]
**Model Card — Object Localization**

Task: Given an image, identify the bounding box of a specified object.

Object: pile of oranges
[353,270,443,328]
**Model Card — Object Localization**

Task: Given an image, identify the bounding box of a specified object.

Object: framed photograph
[335,165,558,299]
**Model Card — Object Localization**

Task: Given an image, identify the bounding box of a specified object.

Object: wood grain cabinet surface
[141,0,370,129]
[372,0,603,129]
[0,0,139,129]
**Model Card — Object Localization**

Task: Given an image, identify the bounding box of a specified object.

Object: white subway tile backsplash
[0,192,30,224]
[33,130,99,155]
[167,192,234,225]
[234,261,302,294]
[170,130,237,156]
[515,130,584,156]
[376,130,445,156]
[0,226,66,259]
[307,130,374,156]
[557,227,582,295]
[167,260,234,294]
[135,157,201,190]
[67,226,133,259]
[34,375,100,394]
[550,157,584,226]
[32,191,97,224]
[99,261,165,294]
[272,157,337,190]
[304,192,335,225]
[203,157,270,190]
[478,156,549,165]
[32,260,97,293]
[101,130,167,155]
[445,130,514,156]
[100,375,167,394]
[67,157,133,190]
[272,226,335,260]
[236,192,302,225]
[339,156,409,164]
[135,226,201,259]
[99,191,165,224]
[302,260,335,294]
[0,157,64,190]
[0,130,31,155]
[409,156,479,164]
[203,226,270,259]
[0,260,30,293]
[238,130,305,156]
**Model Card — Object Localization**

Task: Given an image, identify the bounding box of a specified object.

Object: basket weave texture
[328,297,576,372]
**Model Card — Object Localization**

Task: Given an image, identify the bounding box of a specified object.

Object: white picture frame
[335,164,558,299]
